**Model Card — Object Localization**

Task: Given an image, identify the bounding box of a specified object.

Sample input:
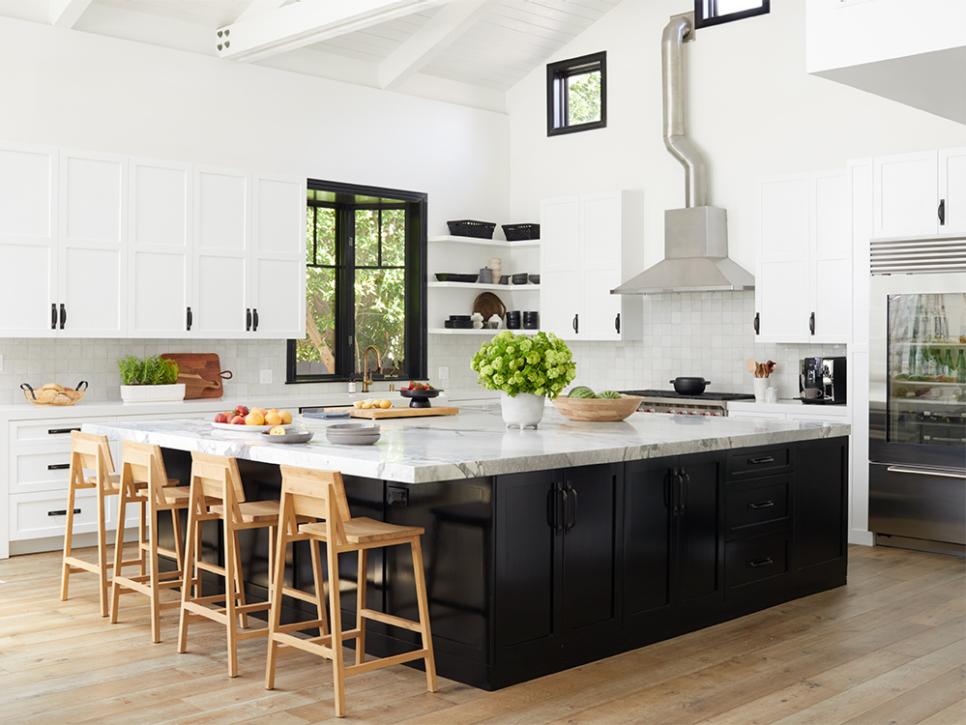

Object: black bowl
[529,274,540,284]
[511,272,529,284]
[400,388,441,408]
[669,377,710,395]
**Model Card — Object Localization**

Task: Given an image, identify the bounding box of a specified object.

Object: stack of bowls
[506,310,522,329]
[325,423,381,446]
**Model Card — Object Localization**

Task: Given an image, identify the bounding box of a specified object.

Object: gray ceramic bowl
[263,430,314,444]
[326,423,381,446]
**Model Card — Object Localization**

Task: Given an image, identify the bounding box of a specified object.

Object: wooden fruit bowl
[553,394,642,422]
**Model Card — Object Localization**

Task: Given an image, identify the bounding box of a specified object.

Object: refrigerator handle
[886,466,966,480]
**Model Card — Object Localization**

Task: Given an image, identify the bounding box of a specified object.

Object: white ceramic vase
[120,383,186,404]
[753,377,769,403]
[500,391,545,429]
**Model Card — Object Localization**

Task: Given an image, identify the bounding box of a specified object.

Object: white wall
[506,0,966,275]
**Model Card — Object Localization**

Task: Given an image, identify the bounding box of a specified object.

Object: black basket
[502,223,540,241]
[447,220,496,239]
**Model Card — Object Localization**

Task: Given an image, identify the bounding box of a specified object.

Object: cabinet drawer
[726,477,789,534]
[727,446,791,477]
[725,533,789,589]
[11,421,85,443]
[10,445,75,494]
[8,490,106,542]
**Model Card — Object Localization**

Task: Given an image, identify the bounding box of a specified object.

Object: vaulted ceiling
[0,0,623,111]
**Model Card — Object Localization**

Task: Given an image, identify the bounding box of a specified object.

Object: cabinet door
[58,151,126,337]
[558,464,620,638]
[624,459,673,621]
[580,193,622,341]
[812,171,851,343]
[193,168,249,337]
[128,159,191,337]
[675,456,723,607]
[757,177,812,342]
[0,146,58,336]
[794,438,847,570]
[939,147,966,234]
[873,151,939,238]
[539,197,581,339]
[250,176,305,338]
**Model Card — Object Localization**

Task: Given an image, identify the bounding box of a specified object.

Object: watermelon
[598,390,621,399]
[568,386,597,399]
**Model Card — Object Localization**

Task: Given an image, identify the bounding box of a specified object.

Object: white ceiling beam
[234,0,290,24]
[377,0,488,88]
[215,0,457,63]
[49,0,93,28]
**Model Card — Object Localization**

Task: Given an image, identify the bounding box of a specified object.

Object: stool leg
[149,506,162,644]
[326,544,346,717]
[110,488,129,624]
[193,518,203,599]
[177,490,199,654]
[231,531,248,629]
[309,540,329,636]
[265,525,289,690]
[410,537,438,693]
[266,526,274,601]
[355,549,367,666]
[59,481,77,602]
[224,518,239,678]
[171,509,185,572]
[138,500,147,577]
[95,487,109,617]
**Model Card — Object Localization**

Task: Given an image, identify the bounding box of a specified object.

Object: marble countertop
[83,406,851,484]
[727,400,850,416]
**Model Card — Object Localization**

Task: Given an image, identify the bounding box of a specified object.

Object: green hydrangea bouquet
[471,331,576,399]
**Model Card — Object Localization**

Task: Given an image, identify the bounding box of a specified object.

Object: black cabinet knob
[245,308,252,332]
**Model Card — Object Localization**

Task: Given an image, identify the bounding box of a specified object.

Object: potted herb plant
[118,355,185,403]
[471,331,576,429]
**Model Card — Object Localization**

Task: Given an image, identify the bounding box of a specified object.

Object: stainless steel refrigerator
[869,236,966,556]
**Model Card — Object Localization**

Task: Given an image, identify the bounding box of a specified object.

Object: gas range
[620,389,755,417]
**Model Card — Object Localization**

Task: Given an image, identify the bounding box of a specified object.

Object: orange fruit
[245,411,265,426]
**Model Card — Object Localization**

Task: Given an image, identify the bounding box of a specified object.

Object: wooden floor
[0,544,963,724]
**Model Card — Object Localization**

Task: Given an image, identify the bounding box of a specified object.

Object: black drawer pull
[48,427,81,435]
[747,455,775,465]
[748,557,774,568]
[748,500,775,510]
[48,508,80,517]
[47,463,70,471]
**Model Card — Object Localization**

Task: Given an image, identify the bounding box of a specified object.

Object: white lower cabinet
[8,489,106,542]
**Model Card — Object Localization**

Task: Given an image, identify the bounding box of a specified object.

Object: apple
[230,415,246,425]
[213,412,229,424]
[234,405,249,417]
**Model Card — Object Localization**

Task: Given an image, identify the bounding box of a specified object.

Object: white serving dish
[211,422,294,434]
[120,383,186,404]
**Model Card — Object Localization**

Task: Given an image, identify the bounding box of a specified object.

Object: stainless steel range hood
[613,13,754,295]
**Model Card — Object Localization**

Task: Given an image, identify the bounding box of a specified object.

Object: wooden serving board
[327,406,459,420]
[161,353,230,399]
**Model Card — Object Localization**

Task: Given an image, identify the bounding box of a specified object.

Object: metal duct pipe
[662,14,708,208]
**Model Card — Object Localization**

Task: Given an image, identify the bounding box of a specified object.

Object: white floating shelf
[429,235,540,249]
[429,281,540,291]
[429,327,542,336]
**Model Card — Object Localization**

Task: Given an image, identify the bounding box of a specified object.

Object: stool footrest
[359,608,422,633]
[346,648,429,677]
[195,561,227,576]
[278,586,321,605]
[271,632,334,658]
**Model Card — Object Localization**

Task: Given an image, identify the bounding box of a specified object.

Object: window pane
[567,71,601,125]
[296,266,337,376]
[712,0,764,15]
[306,206,336,265]
[355,209,379,266]
[382,208,406,266]
[354,268,406,377]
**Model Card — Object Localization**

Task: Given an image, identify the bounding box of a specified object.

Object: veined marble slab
[83,408,850,484]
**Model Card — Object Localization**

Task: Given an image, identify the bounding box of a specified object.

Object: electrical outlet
[437,366,449,381]
[259,369,273,384]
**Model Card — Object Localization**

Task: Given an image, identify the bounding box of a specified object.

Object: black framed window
[547,51,607,137]
[694,0,769,28]
[287,180,427,384]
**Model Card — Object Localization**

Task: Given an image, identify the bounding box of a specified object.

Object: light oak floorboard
[0,544,962,724]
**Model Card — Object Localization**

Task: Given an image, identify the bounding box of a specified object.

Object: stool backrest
[189,452,247,520]
[279,465,351,546]
[121,441,169,508]
[70,431,114,490]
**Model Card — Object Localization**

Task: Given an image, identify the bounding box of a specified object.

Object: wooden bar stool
[109,441,189,643]
[177,452,328,678]
[265,465,437,718]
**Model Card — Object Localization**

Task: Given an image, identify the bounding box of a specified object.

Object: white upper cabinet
[539,191,643,342]
[939,148,966,234]
[756,171,851,344]
[0,146,57,337]
[58,151,126,337]
[873,151,939,238]
[129,159,191,337]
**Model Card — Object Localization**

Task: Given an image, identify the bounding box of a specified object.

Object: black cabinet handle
[748,557,774,568]
[680,470,689,515]
[671,468,686,516]
[47,463,70,471]
[614,312,620,334]
[50,303,57,330]
[939,198,946,226]
[809,311,815,336]
[572,313,579,334]
[748,499,775,510]
[748,455,775,465]
[245,308,252,332]
[563,482,578,531]
[547,485,565,533]
[186,306,193,331]
[753,312,760,335]
[59,303,66,330]
[252,307,259,332]
[48,508,80,517]
[48,427,81,435]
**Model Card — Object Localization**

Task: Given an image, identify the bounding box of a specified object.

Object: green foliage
[118,356,179,386]
[567,70,602,125]
[471,331,576,399]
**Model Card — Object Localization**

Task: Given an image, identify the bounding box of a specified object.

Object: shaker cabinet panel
[757,261,810,341]
[61,152,124,245]
[194,254,248,337]
[60,246,124,337]
[131,161,189,249]
[873,151,939,238]
[253,177,304,256]
[939,147,966,234]
[0,243,56,336]
[196,168,249,253]
[131,251,188,335]
[0,146,56,241]
[624,460,672,618]
[252,257,304,338]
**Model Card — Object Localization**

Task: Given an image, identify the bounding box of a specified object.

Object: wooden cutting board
[327,406,459,420]
[161,353,230,400]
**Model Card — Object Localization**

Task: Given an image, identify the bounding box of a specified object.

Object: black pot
[669,377,710,395]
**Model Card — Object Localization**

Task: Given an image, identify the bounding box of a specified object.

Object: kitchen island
[86,408,851,689]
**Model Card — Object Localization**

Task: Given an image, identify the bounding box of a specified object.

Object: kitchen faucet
[362,345,382,393]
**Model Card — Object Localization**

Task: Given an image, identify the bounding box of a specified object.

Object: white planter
[120,383,186,404]
[500,392,545,430]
